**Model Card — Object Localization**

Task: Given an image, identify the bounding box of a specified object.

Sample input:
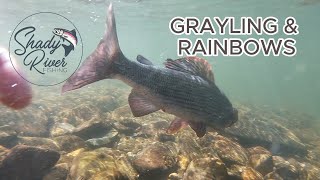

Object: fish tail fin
[62,3,126,93]
[62,44,73,57]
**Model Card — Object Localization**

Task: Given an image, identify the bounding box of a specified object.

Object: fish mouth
[215,108,238,128]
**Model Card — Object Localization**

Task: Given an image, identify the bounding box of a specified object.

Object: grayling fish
[62,4,238,137]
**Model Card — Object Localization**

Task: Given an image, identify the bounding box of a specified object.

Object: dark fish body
[62,4,237,137]
[114,59,234,128]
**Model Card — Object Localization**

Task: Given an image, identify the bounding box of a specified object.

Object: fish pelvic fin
[62,3,126,93]
[166,118,207,137]
[166,118,189,135]
[188,121,207,138]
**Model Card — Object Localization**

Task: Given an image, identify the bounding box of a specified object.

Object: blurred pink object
[0,47,32,109]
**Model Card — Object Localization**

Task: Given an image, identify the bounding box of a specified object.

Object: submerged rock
[133,142,178,179]
[292,128,319,145]
[224,104,307,156]
[134,124,155,138]
[2,87,318,180]
[176,130,202,159]
[17,136,60,152]
[0,146,9,163]
[0,145,60,180]
[168,173,180,180]
[157,133,175,142]
[264,171,284,179]
[58,148,86,165]
[113,118,141,136]
[151,119,170,130]
[267,157,319,179]
[302,163,320,179]
[272,156,300,179]
[116,137,153,156]
[109,105,173,138]
[183,156,228,180]
[213,135,249,166]
[72,117,111,140]
[69,148,137,180]
[108,105,133,120]
[43,163,69,180]
[0,125,17,147]
[85,128,119,148]
[0,105,49,137]
[308,140,320,167]
[241,167,263,180]
[50,122,75,137]
[54,135,86,152]
[44,87,125,124]
[247,146,271,155]
[247,146,273,176]
[55,104,101,127]
[226,165,246,179]
[94,94,121,113]
[176,154,190,178]
[269,156,320,180]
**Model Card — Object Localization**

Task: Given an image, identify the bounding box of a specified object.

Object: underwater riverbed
[0,0,320,179]
[0,85,320,179]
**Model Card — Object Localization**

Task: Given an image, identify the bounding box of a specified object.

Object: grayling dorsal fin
[164,57,214,83]
[128,90,159,117]
[136,55,153,65]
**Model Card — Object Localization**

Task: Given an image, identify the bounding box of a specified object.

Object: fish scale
[114,59,224,116]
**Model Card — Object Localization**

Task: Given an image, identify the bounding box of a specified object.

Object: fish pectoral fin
[166,117,189,134]
[128,91,159,117]
[136,55,153,65]
[188,121,207,138]
[166,118,207,137]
